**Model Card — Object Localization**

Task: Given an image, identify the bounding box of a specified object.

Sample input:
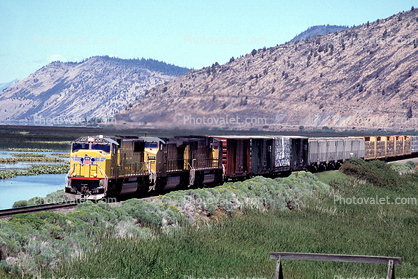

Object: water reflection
[0,174,66,209]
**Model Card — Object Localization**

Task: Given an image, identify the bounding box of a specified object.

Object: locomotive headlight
[73,172,76,176]
[93,173,97,178]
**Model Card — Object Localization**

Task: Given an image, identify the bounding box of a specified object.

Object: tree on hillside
[407,107,413,119]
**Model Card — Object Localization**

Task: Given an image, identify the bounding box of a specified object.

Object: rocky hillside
[118,9,418,131]
[0,56,190,124]
[290,25,349,42]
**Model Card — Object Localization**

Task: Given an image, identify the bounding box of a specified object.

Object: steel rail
[0,202,79,218]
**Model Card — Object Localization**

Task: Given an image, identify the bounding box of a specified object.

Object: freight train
[65,134,418,200]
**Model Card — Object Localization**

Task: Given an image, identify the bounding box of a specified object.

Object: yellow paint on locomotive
[144,143,159,173]
[211,140,220,167]
[70,149,111,179]
[183,145,190,170]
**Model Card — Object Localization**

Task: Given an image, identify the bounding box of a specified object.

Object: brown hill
[0,56,190,124]
[118,9,418,131]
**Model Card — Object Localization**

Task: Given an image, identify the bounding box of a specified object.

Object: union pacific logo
[71,155,106,165]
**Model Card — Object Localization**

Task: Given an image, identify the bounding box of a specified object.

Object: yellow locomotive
[66,135,223,199]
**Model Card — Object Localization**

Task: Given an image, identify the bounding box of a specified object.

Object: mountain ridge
[117,9,418,131]
[290,24,349,42]
[0,56,191,124]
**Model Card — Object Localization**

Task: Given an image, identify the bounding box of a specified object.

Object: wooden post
[274,256,284,279]
[270,252,401,279]
[386,259,394,279]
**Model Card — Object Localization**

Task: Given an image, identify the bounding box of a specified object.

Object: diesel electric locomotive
[66,135,223,199]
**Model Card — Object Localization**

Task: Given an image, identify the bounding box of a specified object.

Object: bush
[340,158,401,188]
[12,200,28,208]
[405,161,416,170]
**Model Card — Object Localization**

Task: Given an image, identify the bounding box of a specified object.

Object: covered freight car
[308,137,365,169]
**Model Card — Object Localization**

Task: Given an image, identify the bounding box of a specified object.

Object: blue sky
[0,0,415,83]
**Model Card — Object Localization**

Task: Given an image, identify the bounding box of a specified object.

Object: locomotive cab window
[72,143,88,152]
[145,142,159,149]
[91,144,111,153]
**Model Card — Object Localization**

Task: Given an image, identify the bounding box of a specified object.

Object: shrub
[12,200,28,208]
[340,158,401,188]
[405,161,415,170]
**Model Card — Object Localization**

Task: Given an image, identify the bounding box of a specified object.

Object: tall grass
[53,195,417,279]
[1,160,416,279]
[50,168,417,279]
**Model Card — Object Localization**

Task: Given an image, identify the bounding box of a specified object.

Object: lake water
[0,150,69,170]
[0,174,66,209]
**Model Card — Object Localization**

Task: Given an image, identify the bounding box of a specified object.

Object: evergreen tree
[407,107,413,119]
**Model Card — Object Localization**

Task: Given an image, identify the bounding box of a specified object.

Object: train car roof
[72,135,119,145]
[141,137,166,144]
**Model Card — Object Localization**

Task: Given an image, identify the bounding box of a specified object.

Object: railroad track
[0,202,79,218]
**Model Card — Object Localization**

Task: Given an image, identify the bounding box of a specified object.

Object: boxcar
[273,136,308,172]
[251,136,274,175]
[215,136,251,180]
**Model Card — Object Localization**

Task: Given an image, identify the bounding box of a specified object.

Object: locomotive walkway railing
[165,158,220,172]
[269,252,401,279]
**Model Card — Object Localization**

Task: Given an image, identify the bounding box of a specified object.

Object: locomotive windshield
[91,144,111,153]
[71,142,111,153]
[72,143,88,152]
[145,142,158,148]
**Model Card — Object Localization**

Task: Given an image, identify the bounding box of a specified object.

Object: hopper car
[66,134,418,200]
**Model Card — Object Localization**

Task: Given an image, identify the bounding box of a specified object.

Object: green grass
[50,167,417,279]
[1,160,417,279]
[53,193,417,279]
